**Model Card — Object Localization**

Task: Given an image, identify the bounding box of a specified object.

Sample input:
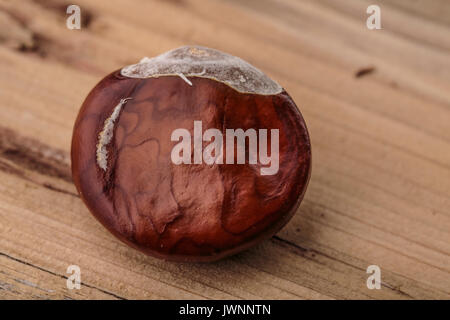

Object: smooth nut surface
[71,46,311,262]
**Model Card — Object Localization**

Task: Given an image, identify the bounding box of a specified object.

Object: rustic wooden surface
[0,0,449,300]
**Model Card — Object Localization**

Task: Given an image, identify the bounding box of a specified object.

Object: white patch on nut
[120,46,282,95]
[176,72,193,86]
[96,98,132,171]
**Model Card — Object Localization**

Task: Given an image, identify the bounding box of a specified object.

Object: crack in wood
[14,278,55,293]
[0,252,126,300]
[0,280,20,295]
[0,158,78,197]
[355,66,376,78]
[0,127,71,182]
[41,183,79,198]
[271,236,414,299]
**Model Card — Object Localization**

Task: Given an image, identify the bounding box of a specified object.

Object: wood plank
[0,0,449,299]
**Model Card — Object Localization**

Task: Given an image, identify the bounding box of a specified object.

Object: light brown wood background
[0,0,449,300]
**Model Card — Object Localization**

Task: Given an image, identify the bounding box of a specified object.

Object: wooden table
[0,0,449,300]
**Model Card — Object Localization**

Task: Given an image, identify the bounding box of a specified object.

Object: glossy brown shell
[71,71,311,262]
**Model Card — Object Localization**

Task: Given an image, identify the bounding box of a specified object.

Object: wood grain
[0,0,449,299]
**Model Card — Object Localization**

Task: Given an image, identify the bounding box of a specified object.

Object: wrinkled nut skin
[71,71,311,262]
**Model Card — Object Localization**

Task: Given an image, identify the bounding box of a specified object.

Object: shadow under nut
[71,46,311,262]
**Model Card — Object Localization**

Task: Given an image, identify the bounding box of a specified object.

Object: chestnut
[71,46,311,262]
